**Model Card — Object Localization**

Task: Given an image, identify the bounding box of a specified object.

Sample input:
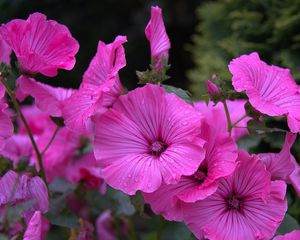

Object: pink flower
[194,100,250,140]
[96,210,127,240]
[77,220,94,240]
[18,105,56,136]
[0,101,13,150]
[64,153,106,193]
[145,6,171,70]
[182,151,287,240]
[144,121,237,221]
[0,35,11,65]
[33,127,81,182]
[63,36,126,134]
[0,12,79,77]
[1,135,33,166]
[94,84,205,195]
[258,133,296,181]
[16,76,74,117]
[289,164,300,198]
[274,230,300,240]
[24,211,42,240]
[205,79,221,97]
[0,171,49,219]
[229,52,300,133]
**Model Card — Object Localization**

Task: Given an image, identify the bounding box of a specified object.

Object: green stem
[0,74,48,188]
[127,217,137,240]
[231,114,248,129]
[222,100,232,134]
[157,216,165,240]
[41,126,60,156]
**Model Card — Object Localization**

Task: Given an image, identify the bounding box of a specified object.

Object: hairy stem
[0,74,48,188]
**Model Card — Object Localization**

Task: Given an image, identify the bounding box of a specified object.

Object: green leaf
[276,213,300,235]
[108,188,135,216]
[49,192,68,215]
[130,192,150,218]
[162,84,193,104]
[0,235,9,240]
[237,135,263,153]
[247,119,269,135]
[49,178,76,193]
[6,199,36,224]
[46,211,80,228]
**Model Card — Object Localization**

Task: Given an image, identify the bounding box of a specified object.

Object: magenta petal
[0,171,27,204]
[229,52,300,132]
[0,35,11,65]
[33,127,81,181]
[83,36,127,87]
[28,176,49,213]
[258,133,296,181]
[24,211,42,240]
[144,178,198,221]
[62,84,106,134]
[0,102,13,150]
[182,152,286,240]
[0,12,79,77]
[94,84,205,195]
[289,165,300,198]
[194,100,250,140]
[63,36,126,134]
[1,134,33,166]
[274,230,300,240]
[96,210,117,240]
[145,6,170,69]
[16,76,74,117]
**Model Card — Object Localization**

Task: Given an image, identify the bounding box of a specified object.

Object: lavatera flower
[182,151,287,240]
[0,12,79,77]
[93,84,205,195]
[144,118,238,221]
[229,52,300,133]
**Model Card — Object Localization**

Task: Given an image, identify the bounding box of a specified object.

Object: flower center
[227,194,242,211]
[193,165,208,183]
[150,140,166,156]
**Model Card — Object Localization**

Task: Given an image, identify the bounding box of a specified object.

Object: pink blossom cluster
[0,6,299,240]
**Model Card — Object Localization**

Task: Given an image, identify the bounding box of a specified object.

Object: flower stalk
[0,73,48,188]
